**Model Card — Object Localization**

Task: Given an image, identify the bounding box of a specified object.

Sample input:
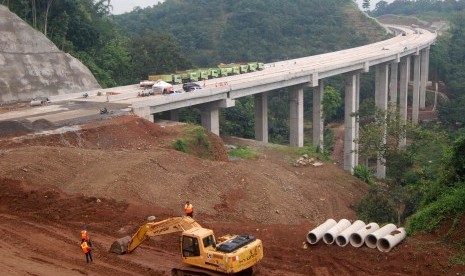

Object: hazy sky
[355,0,395,10]
[110,0,394,15]
[111,0,164,15]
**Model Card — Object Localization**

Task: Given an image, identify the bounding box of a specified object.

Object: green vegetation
[220,97,255,139]
[228,146,260,159]
[371,0,465,18]
[172,126,211,158]
[322,86,342,123]
[355,186,398,224]
[115,0,384,67]
[172,139,189,154]
[407,186,465,233]
[354,104,461,226]
[353,165,375,185]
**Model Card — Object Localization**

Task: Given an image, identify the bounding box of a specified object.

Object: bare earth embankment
[0,115,463,275]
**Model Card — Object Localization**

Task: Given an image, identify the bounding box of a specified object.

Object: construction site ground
[0,114,463,276]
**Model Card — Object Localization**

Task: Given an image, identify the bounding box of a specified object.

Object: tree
[429,35,450,84]
[220,97,255,138]
[268,89,290,144]
[322,85,342,124]
[95,36,132,87]
[374,0,388,13]
[44,0,55,37]
[356,104,407,168]
[437,13,465,128]
[128,31,192,82]
[441,135,465,184]
[362,0,370,11]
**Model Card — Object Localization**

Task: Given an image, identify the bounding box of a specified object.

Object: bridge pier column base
[290,86,304,147]
[132,106,154,123]
[254,93,268,143]
[200,103,220,136]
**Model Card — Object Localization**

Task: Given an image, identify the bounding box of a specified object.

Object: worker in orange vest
[80,239,93,263]
[81,225,92,246]
[184,201,193,218]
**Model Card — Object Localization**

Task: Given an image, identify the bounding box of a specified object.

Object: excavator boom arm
[110,216,201,254]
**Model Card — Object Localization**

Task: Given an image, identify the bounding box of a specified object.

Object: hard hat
[82,225,87,230]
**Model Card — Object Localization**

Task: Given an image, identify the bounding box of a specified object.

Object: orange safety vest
[81,241,91,254]
[185,203,193,214]
[81,230,89,241]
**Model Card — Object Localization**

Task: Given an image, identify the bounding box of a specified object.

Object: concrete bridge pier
[375,63,389,179]
[343,72,359,174]
[313,80,324,152]
[170,109,179,121]
[290,85,304,147]
[389,61,399,107]
[199,99,235,135]
[412,53,421,123]
[254,92,268,143]
[419,47,429,109]
[354,73,361,166]
[200,103,219,135]
[133,106,154,123]
[399,56,410,147]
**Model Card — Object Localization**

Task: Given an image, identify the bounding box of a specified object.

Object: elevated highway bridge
[5,25,437,178]
[125,25,435,178]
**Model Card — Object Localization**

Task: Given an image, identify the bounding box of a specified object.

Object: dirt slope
[0,115,463,275]
[0,5,100,103]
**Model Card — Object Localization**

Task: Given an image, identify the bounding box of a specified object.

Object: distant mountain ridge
[0,5,100,103]
[114,0,388,67]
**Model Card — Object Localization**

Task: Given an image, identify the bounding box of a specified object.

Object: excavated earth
[0,115,463,275]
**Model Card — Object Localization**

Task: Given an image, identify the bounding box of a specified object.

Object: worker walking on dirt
[81,225,92,246]
[81,239,93,263]
[184,201,193,217]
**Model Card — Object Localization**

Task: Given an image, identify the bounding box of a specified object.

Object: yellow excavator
[110,216,263,275]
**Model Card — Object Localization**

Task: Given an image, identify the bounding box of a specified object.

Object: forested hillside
[372,0,465,17]
[114,0,387,67]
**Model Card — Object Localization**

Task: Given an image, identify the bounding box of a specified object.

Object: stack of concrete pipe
[306,219,406,252]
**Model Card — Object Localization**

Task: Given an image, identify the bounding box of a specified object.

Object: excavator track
[171,266,255,276]
[171,268,211,276]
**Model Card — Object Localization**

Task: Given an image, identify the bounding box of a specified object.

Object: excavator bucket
[110,236,132,254]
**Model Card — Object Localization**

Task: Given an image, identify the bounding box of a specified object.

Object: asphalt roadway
[0,99,131,136]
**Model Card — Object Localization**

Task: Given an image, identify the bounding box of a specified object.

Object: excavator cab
[182,233,216,257]
[181,228,217,264]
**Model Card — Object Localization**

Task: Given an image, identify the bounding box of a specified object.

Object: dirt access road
[0,115,462,275]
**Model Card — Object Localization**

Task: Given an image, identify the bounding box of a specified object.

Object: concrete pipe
[349,222,380,248]
[335,220,366,247]
[377,227,406,252]
[323,219,351,245]
[306,219,337,244]
[365,223,397,249]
